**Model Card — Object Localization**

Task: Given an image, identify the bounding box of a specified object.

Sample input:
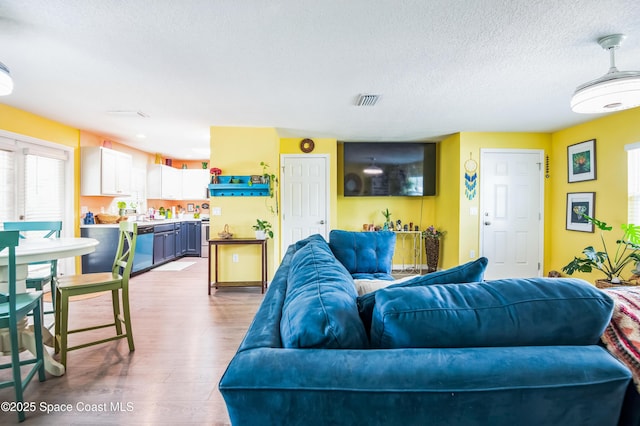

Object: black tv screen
[342,142,436,196]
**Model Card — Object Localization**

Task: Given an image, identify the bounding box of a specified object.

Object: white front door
[480,149,544,279]
[280,155,330,256]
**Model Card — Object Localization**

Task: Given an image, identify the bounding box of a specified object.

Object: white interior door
[281,155,330,256]
[480,149,544,279]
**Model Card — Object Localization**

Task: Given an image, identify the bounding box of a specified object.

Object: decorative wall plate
[300,138,315,153]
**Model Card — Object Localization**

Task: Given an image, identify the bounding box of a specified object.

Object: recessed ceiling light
[136,133,146,139]
[106,110,150,118]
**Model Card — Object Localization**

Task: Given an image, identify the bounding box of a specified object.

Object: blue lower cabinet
[81,227,119,273]
[82,221,199,274]
[153,223,176,265]
[185,221,201,256]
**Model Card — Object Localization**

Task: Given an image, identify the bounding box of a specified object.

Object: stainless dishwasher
[132,224,154,273]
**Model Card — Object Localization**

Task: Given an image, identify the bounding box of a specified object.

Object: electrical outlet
[212,207,222,216]
[470,249,475,259]
[232,254,239,263]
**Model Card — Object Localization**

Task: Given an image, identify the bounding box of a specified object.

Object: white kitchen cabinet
[147,164,182,199]
[181,169,209,200]
[80,146,133,196]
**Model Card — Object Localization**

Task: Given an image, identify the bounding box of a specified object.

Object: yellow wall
[549,107,640,281]
[210,126,280,280]
[436,133,461,269]
[0,103,82,233]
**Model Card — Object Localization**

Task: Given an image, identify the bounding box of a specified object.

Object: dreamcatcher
[464,154,478,200]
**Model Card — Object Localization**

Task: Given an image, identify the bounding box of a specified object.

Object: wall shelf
[208,175,269,197]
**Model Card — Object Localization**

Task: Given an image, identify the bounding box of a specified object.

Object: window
[0,133,75,273]
[627,143,640,224]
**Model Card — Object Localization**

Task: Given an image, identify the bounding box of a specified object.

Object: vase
[425,238,440,273]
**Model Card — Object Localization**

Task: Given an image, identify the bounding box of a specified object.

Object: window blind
[0,149,16,222]
[23,154,65,221]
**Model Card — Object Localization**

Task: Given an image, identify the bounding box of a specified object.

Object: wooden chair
[3,221,62,318]
[0,230,47,423]
[54,221,137,369]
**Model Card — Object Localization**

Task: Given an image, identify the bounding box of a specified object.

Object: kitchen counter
[80,218,203,274]
[80,218,204,228]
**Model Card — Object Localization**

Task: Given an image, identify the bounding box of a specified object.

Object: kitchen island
[80,218,202,274]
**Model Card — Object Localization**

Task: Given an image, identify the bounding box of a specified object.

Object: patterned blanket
[601,287,640,393]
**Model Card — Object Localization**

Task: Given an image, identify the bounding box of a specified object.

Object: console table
[208,238,267,294]
[393,231,423,275]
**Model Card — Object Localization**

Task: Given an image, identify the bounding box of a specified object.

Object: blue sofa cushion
[280,239,368,349]
[370,277,615,349]
[357,257,488,334]
[329,230,396,278]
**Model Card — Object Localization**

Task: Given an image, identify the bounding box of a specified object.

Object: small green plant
[252,219,273,239]
[381,208,392,222]
[562,215,640,281]
[117,201,127,210]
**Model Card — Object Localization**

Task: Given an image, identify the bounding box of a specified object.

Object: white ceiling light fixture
[0,61,14,96]
[363,158,383,175]
[571,34,640,114]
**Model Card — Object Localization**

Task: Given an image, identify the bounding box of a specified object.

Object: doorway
[479,149,544,279]
[280,154,330,257]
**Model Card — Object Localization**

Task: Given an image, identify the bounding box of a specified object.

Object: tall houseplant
[562,215,640,283]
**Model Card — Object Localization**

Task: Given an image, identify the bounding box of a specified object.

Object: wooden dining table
[0,237,99,376]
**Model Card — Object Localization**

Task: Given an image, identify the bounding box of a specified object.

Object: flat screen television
[342,142,436,196]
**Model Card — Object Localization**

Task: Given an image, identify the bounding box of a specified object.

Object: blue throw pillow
[357,257,488,334]
[329,230,396,277]
[370,277,614,349]
[280,239,369,349]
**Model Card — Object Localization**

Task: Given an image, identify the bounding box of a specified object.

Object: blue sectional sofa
[219,232,636,426]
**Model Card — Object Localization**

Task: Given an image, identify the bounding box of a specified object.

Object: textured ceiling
[1,0,640,159]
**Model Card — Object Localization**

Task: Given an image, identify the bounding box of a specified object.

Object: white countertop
[80,218,204,228]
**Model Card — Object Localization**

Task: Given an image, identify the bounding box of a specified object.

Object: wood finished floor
[0,257,263,425]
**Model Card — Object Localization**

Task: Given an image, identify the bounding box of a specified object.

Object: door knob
[319,220,325,225]
[484,221,491,226]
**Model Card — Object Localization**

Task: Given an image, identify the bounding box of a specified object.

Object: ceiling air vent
[355,94,380,106]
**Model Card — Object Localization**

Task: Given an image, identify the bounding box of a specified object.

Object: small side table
[208,238,267,294]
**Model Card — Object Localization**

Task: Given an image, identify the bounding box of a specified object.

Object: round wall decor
[300,138,315,153]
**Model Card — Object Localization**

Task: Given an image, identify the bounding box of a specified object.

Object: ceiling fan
[571,34,640,114]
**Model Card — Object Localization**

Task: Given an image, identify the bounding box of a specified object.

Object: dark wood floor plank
[0,257,263,425]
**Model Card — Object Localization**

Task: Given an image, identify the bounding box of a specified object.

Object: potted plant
[117,201,127,216]
[562,215,640,285]
[381,208,392,230]
[210,167,222,184]
[252,219,273,240]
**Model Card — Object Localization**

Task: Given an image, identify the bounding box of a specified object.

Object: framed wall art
[567,139,596,183]
[566,192,595,232]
